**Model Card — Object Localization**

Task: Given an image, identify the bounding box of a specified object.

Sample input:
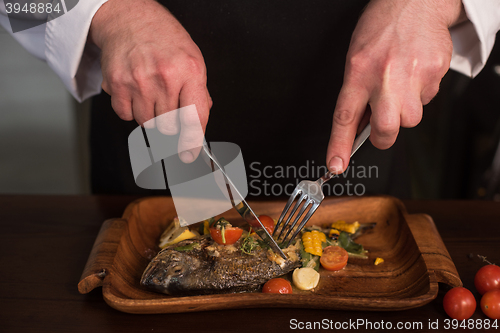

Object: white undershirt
[1,0,499,102]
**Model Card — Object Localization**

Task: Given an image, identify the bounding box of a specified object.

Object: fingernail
[329,156,344,174]
[180,151,194,163]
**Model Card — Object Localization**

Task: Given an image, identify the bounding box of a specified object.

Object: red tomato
[443,287,476,320]
[320,246,348,271]
[209,227,243,245]
[258,215,275,234]
[262,278,292,294]
[481,289,500,319]
[475,265,500,295]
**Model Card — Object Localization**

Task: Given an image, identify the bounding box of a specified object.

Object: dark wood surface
[1,195,499,332]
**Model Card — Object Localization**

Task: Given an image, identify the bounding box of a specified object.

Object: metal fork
[273,124,372,246]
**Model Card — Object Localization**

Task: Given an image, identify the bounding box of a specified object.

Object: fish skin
[141,235,301,296]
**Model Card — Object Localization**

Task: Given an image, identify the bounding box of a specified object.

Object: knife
[200,142,287,259]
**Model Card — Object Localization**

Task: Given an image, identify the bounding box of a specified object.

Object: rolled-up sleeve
[0,0,108,102]
[450,0,500,78]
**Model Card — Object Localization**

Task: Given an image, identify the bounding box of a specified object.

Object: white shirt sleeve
[450,0,500,78]
[0,0,108,102]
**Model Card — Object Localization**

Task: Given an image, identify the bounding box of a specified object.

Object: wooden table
[1,195,499,332]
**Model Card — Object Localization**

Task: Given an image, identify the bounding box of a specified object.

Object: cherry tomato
[262,278,293,294]
[480,289,500,319]
[209,227,243,245]
[320,246,348,271]
[258,215,275,234]
[443,287,476,320]
[475,264,500,295]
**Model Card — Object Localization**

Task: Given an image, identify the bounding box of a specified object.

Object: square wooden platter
[78,196,461,313]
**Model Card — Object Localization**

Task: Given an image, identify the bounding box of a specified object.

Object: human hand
[89,0,212,163]
[326,0,466,173]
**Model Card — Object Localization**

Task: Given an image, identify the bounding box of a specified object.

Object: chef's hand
[90,0,211,163]
[326,0,466,173]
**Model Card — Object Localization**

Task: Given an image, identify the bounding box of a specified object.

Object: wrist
[89,0,155,49]
[89,0,117,48]
[424,0,467,27]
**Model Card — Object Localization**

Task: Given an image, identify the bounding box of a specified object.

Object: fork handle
[318,123,371,185]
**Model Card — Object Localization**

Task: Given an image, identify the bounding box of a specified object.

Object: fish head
[140,248,201,295]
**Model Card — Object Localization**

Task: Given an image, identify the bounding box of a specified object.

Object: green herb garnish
[213,218,232,244]
[338,231,364,254]
[240,233,259,255]
[221,225,226,244]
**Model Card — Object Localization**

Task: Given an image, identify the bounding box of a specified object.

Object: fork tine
[284,202,320,246]
[276,192,307,240]
[280,199,312,245]
[273,188,302,238]
[273,188,301,237]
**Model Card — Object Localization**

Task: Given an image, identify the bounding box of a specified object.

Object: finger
[400,95,423,128]
[357,105,372,134]
[155,78,181,135]
[110,93,134,121]
[369,94,401,149]
[102,80,111,95]
[326,86,369,174]
[207,89,213,109]
[131,93,156,128]
[156,107,180,135]
[155,87,181,135]
[178,82,211,163]
[420,81,440,105]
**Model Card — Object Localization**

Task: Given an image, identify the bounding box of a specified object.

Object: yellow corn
[330,220,360,234]
[328,229,340,238]
[302,230,326,256]
[374,257,384,265]
[203,220,210,235]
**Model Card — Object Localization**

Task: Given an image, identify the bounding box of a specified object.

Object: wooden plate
[78,196,461,313]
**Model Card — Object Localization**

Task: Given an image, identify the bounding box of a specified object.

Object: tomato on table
[481,289,500,319]
[320,246,348,271]
[262,278,293,294]
[443,287,476,320]
[475,264,500,295]
[210,227,243,245]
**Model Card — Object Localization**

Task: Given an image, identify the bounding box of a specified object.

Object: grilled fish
[141,235,301,295]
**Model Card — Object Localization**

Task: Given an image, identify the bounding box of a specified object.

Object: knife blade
[200,142,287,259]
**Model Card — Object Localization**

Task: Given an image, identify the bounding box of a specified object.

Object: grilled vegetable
[328,228,340,239]
[330,220,360,234]
[338,231,365,255]
[159,217,199,248]
[262,278,293,294]
[320,246,348,271]
[302,230,326,256]
[209,218,243,245]
[293,267,320,290]
[210,227,243,245]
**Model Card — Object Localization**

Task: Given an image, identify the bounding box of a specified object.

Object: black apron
[90,0,411,198]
